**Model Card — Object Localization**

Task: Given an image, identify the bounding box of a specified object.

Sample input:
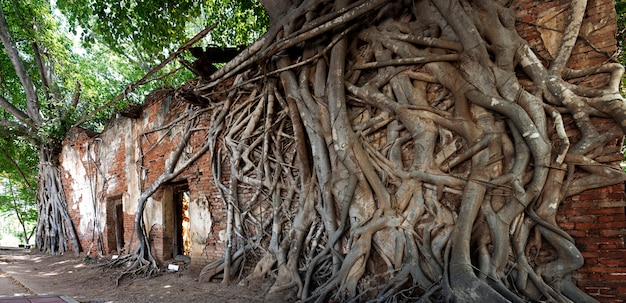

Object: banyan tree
[120,0,626,302]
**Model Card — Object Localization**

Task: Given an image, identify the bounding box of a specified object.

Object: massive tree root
[127,0,625,302]
[36,145,81,256]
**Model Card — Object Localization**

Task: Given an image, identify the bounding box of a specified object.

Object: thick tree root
[36,154,81,257]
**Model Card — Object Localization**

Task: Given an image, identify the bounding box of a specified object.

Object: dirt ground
[0,248,291,303]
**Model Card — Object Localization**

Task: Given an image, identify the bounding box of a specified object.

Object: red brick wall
[560,187,626,303]
[62,88,230,266]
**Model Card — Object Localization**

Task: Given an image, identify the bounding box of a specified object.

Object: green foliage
[57,0,268,65]
[0,1,180,140]
[50,0,268,131]
[57,0,201,61]
[0,0,65,115]
[0,136,37,187]
[0,180,37,222]
[0,137,37,232]
[197,0,268,47]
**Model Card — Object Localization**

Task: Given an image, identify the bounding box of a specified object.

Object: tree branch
[0,95,32,127]
[33,42,61,102]
[0,5,41,126]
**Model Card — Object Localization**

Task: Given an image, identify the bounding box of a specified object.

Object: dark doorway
[173,186,191,256]
[114,203,125,252]
[106,197,124,253]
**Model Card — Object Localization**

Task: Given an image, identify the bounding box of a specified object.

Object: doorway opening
[106,197,125,253]
[173,185,192,256]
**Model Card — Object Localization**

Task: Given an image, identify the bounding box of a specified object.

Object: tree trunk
[35,144,80,256]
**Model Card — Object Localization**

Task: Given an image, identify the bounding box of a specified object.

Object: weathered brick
[587,207,625,215]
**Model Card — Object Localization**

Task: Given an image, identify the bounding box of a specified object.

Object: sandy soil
[0,248,289,303]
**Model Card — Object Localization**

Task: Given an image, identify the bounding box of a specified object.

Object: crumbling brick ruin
[60,0,626,301]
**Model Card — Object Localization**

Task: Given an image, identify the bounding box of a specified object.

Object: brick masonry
[61,87,234,268]
[59,0,626,301]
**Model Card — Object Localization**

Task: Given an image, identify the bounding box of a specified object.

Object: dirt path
[0,248,278,303]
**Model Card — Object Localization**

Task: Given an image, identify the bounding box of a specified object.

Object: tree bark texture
[133,0,626,302]
[35,144,80,256]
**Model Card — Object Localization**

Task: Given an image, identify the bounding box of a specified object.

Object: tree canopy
[56,0,268,68]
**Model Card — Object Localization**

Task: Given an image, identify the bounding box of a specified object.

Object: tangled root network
[132,0,626,302]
